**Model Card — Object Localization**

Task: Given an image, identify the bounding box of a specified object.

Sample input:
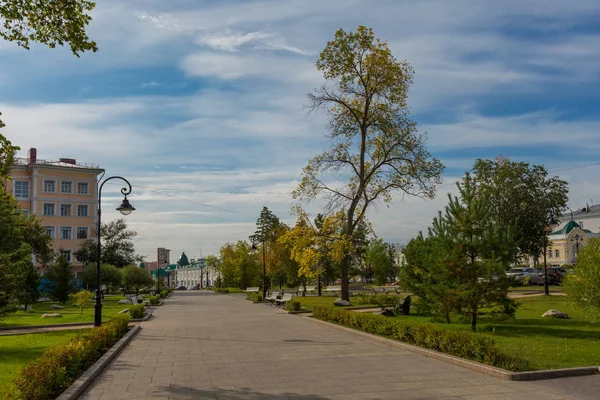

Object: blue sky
[2,0,600,260]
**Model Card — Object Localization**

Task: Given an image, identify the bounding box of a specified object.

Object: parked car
[506,267,540,284]
[535,267,567,285]
[176,286,187,290]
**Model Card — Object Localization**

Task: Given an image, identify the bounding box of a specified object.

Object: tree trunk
[340,255,350,301]
[445,312,450,324]
[471,309,477,332]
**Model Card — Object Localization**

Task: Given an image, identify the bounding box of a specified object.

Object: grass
[508,285,561,292]
[0,330,82,397]
[387,295,599,370]
[0,295,130,328]
[289,295,382,310]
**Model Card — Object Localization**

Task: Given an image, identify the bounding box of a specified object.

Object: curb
[305,317,599,381]
[0,321,94,331]
[130,312,152,323]
[56,325,141,400]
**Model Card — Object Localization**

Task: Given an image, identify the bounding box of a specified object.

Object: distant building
[391,243,407,268]
[4,148,104,276]
[538,220,598,266]
[173,252,219,288]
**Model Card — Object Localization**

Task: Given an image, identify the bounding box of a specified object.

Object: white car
[506,267,540,283]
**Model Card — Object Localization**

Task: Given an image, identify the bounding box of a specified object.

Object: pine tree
[15,258,41,310]
[439,174,517,332]
[45,254,75,304]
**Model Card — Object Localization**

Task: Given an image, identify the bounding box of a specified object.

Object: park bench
[297,285,316,295]
[393,286,401,295]
[265,292,280,305]
[275,293,293,308]
[372,286,387,295]
[244,287,260,293]
[323,285,341,295]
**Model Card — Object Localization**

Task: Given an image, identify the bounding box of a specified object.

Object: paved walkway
[80,292,599,400]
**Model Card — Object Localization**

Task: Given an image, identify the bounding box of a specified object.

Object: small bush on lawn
[246,293,262,302]
[285,300,301,312]
[313,306,531,372]
[148,295,160,305]
[14,315,130,400]
[160,289,169,298]
[213,288,229,294]
[129,304,145,319]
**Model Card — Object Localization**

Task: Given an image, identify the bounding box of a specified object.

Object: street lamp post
[571,234,583,263]
[95,176,135,327]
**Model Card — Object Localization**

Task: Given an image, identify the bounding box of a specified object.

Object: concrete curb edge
[305,316,599,381]
[56,324,142,400]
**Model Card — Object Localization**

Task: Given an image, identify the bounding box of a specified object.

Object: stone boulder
[334,299,351,307]
[18,305,32,311]
[118,299,133,304]
[42,313,62,318]
[50,304,65,309]
[542,309,569,319]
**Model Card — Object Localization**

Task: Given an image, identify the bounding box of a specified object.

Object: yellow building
[5,148,104,275]
[541,220,598,266]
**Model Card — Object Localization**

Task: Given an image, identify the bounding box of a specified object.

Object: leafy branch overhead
[0,0,97,56]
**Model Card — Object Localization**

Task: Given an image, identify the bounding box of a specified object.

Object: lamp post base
[94,301,103,327]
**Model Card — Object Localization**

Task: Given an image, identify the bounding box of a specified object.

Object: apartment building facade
[6,148,104,275]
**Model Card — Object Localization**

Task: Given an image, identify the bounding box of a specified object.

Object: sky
[2,0,600,261]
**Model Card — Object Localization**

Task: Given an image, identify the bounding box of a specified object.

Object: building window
[60,204,72,216]
[61,181,73,193]
[60,249,72,262]
[77,204,89,217]
[76,227,89,239]
[548,249,552,258]
[44,180,56,192]
[43,203,55,216]
[77,182,89,195]
[60,227,72,239]
[555,249,560,258]
[22,209,30,217]
[14,181,30,199]
[46,226,55,239]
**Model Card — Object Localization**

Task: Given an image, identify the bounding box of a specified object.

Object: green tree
[45,253,75,304]
[73,290,94,315]
[433,175,517,331]
[293,26,444,301]
[75,219,138,268]
[0,0,97,161]
[365,238,393,285]
[562,238,600,320]
[81,263,122,291]
[14,256,41,311]
[470,157,568,264]
[219,241,260,289]
[122,265,154,296]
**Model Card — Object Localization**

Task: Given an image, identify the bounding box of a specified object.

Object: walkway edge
[56,325,141,400]
[305,316,599,381]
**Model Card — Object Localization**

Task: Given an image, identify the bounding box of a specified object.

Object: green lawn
[508,285,561,292]
[289,295,381,310]
[388,295,600,370]
[0,330,82,397]
[0,296,130,328]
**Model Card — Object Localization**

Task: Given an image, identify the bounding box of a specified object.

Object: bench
[275,293,293,308]
[323,285,341,295]
[297,286,316,295]
[372,286,387,295]
[243,287,260,293]
[265,292,280,305]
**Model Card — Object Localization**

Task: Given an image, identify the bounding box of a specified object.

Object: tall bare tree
[293,26,444,300]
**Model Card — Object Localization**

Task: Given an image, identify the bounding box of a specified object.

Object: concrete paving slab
[79,291,599,400]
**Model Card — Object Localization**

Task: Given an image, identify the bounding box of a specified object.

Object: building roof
[562,204,600,218]
[551,220,593,235]
[177,252,190,267]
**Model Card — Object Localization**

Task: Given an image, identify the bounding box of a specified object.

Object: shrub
[312,306,531,372]
[352,292,378,305]
[129,304,145,319]
[246,293,262,302]
[213,288,229,294]
[285,300,301,312]
[14,315,130,400]
[72,290,94,316]
[148,295,160,305]
[160,290,169,298]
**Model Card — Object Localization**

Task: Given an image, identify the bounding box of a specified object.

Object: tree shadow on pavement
[150,384,330,399]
